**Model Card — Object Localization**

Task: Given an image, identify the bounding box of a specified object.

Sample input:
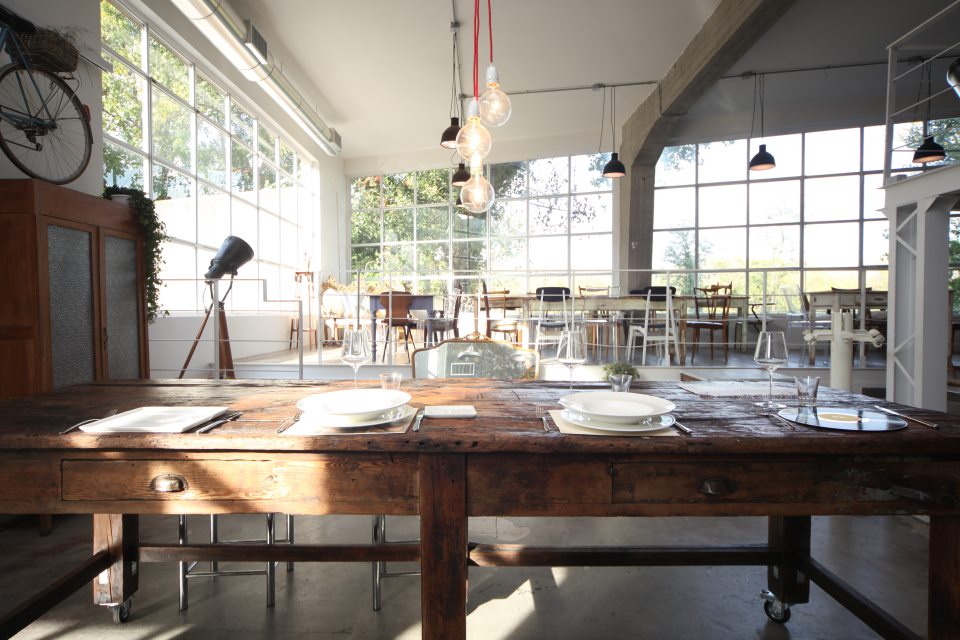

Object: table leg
[767,516,811,605]
[420,454,466,640]
[93,514,139,607]
[929,515,960,638]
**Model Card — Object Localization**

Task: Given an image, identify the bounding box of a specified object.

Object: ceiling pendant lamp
[460,160,495,213]
[479,0,511,127]
[455,99,492,162]
[451,162,471,186]
[440,29,462,148]
[913,62,946,164]
[599,86,626,179]
[602,153,626,178]
[748,74,776,171]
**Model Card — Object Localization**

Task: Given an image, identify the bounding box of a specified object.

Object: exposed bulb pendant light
[460,164,495,213]
[601,86,626,178]
[479,0,511,127]
[456,0,495,213]
[456,99,492,161]
[748,74,776,171]
[440,29,462,148]
[913,62,946,164]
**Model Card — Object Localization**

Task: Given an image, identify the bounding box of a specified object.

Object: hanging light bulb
[456,99,492,161]
[451,162,471,186]
[480,65,511,127]
[460,160,495,213]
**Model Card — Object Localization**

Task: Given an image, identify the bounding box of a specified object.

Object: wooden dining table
[0,378,958,639]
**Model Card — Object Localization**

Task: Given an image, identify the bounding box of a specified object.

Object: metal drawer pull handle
[698,477,735,496]
[150,474,188,493]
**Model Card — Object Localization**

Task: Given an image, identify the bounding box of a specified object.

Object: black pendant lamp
[440,29,462,148]
[913,135,946,164]
[749,74,775,171]
[598,86,626,179]
[602,153,626,178]
[451,162,470,186]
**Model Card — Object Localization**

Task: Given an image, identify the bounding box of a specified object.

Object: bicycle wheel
[0,63,92,184]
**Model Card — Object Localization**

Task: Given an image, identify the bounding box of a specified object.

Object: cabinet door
[103,233,143,380]
[46,224,97,388]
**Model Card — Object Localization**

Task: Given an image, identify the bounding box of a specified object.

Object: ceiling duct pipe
[171,0,341,156]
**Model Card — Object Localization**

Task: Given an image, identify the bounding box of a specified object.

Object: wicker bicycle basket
[14,28,78,73]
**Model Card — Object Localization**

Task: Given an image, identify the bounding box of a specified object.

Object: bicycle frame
[0,23,65,132]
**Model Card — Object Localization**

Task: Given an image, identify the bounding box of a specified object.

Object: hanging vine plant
[103,186,167,322]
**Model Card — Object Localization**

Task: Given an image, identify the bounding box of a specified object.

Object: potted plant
[103,186,167,322]
[601,361,640,382]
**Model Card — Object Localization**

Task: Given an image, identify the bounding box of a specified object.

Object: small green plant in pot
[601,362,639,382]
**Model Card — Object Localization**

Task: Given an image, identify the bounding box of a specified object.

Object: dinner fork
[60,408,120,435]
[276,409,303,434]
[535,405,553,433]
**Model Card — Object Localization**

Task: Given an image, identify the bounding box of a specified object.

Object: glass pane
[570,234,611,272]
[699,185,746,227]
[259,161,279,212]
[864,269,889,291]
[417,206,449,241]
[804,128,860,176]
[529,198,567,235]
[197,185,230,249]
[451,240,485,273]
[102,53,144,149]
[490,161,527,198]
[750,225,799,268]
[454,210,487,239]
[383,173,414,207]
[279,141,295,175]
[655,145,696,187]
[149,36,189,101]
[750,180,799,224]
[232,198,258,257]
[158,241,198,309]
[804,270,858,292]
[748,133,802,179]
[417,242,448,272]
[351,210,380,245]
[231,103,255,147]
[101,0,141,66]
[863,173,885,219]
[697,140,746,184]
[259,212,280,263]
[571,194,611,233]
[747,271,800,311]
[352,246,381,274]
[529,157,569,196]
[571,153,611,192]
[489,200,526,236]
[653,187,695,229]
[351,176,381,210]
[804,222,859,268]
[489,238,527,272]
[152,89,191,170]
[197,120,227,187]
[698,228,746,269]
[153,166,195,243]
[259,125,276,160]
[231,143,255,203]
[652,230,695,271]
[862,125,885,172]
[416,169,448,204]
[103,141,145,189]
[528,236,568,271]
[279,174,296,221]
[804,176,859,222]
[384,209,414,241]
[196,73,226,126]
[891,121,922,170]
[863,220,890,265]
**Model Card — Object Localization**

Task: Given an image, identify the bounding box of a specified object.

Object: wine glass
[341,328,371,388]
[754,331,789,413]
[557,329,587,390]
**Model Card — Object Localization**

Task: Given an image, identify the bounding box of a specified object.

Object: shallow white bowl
[559,391,676,425]
[297,389,411,423]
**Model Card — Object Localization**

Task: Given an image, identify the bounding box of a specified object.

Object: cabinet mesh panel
[48,226,95,388]
[105,236,141,379]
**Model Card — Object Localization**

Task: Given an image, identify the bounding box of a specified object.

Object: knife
[412,409,425,432]
[873,405,938,430]
[195,411,243,433]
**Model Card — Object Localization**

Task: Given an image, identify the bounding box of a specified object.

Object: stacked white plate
[295,389,415,428]
[558,391,676,433]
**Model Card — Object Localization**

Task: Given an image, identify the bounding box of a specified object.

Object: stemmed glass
[557,329,587,390]
[754,331,789,413]
[341,328,371,388]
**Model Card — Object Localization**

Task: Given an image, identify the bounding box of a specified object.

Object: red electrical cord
[488,0,493,63]
[472,0,480,99]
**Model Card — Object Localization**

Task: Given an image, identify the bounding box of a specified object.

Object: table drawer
[62,456,418,503]
[611,462,820,504]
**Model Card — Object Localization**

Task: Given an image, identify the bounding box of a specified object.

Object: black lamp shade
[440,117,460,149]
[913,135,946,164]
[205,236,254,281]
[601,152,626,178]
[455,192,463,207]
[948,57,960,99]
[451,162,470,186]
[749,144,776,171]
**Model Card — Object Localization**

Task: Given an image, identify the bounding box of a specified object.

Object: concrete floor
[2,513,928,639]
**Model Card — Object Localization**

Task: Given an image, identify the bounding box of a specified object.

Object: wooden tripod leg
[218,304,235,379]
[178,304,214,379]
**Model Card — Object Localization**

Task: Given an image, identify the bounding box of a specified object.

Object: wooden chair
[378,291,417,361]
[687,287,731,363]
[625,286,678,365]
[481,281,521,343]
[425,286,462,345]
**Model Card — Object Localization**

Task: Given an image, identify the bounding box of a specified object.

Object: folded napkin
[549,410,679,437]
[79,406,228,433]
[679,381,795,399]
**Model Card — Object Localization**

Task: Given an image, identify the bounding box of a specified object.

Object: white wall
[1,0,103,195]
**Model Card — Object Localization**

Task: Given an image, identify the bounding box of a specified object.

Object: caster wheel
[111,598,132,624]
[764,598,791,624]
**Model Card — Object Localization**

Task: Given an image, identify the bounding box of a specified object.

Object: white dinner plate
[559,391,676,424]
[294,404,417,430]
[560,410,676,433]
[79,406,229,433]
[297,389,411,423]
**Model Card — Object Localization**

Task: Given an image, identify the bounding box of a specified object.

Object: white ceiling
[228,0,722,160]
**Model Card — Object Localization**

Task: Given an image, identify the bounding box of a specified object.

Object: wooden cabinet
[0,180,148,399]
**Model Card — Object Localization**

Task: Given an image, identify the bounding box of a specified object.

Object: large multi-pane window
[652,126,900,303]
[100,0,317,313]
[349,153,614,294]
